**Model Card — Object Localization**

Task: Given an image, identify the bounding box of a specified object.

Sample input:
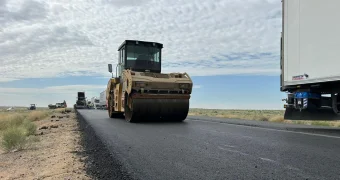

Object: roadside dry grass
[0,108,75,152]
[26,111,50,121]
[189,109,285,122]
[0,110,50,152]
[188,108,340,128]
[54,107,74,114]
[0,107,89,179]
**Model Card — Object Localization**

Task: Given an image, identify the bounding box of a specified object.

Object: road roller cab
[106,40,193,122]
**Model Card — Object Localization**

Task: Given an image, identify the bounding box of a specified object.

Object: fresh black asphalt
[76,109,340,180]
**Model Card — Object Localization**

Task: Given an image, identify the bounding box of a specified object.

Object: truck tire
[331,93,340,115]
[287,93,294,104]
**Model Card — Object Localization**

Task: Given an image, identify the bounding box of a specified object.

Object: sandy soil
[0,111,90,180]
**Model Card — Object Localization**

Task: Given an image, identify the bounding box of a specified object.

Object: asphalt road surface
[78,110,340,180]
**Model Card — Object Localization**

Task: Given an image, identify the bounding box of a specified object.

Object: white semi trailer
[99,90,107,110]
[281,0,340,119]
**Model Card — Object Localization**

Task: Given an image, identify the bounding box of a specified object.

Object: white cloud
[0,0,281,81]
[193,85,202,89]
[0,77,19,82]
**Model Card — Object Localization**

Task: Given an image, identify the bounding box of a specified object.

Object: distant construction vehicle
[60,100,67,108]
[91,97,100,109]
[56,103,62,108]
[75,92,87,109]
[48,104,56,109]
[86,100,93,109]
[28,104,36,110]
[106,40,193,122]
[281,0,340,120]
[48,100,67,109]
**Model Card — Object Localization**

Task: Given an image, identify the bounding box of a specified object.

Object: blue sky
[0,75,286,109]
[0,0,284,109]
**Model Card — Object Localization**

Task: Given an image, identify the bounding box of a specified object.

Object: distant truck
[75,92,87,109]
[48,100,67,109]
[281,0,340,119]
[91,97,100,109]
[56,103,62,108]
[48,104,56,109]
[28,104,36,110]
[61,100,67,108]
[87,101,93,109]
[99,90,107,110]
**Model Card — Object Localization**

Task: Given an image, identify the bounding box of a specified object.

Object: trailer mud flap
[284,107,340,121]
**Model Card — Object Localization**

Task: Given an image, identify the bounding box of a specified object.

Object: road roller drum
[125,96,190,122]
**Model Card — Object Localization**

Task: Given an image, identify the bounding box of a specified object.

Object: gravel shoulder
[0,111,91,180]
[75,109,135,180]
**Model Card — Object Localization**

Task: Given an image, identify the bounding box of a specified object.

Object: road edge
[187,116,340,137]
[74,109,135,180]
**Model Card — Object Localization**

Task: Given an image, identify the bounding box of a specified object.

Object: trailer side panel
[283,0,340,86]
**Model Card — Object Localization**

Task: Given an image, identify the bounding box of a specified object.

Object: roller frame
[106,40,193,122]
[106,71,192,122]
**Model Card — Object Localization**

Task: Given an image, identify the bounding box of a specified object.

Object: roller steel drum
[125,98,189,122]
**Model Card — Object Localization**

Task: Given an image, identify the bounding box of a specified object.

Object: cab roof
[118,40,163,51]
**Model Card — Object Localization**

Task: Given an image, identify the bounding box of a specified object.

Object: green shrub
[0,114,40,152]
[7,114,26,127]
[1,127,28,152]
[0,120,8,131]
[0,114,26,131]
[27,111,49,121]
[21,119,37,136]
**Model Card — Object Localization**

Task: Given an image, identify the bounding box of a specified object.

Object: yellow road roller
[106,40,193,122]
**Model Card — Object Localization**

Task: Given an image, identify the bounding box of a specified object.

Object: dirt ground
[0,111,90,180]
